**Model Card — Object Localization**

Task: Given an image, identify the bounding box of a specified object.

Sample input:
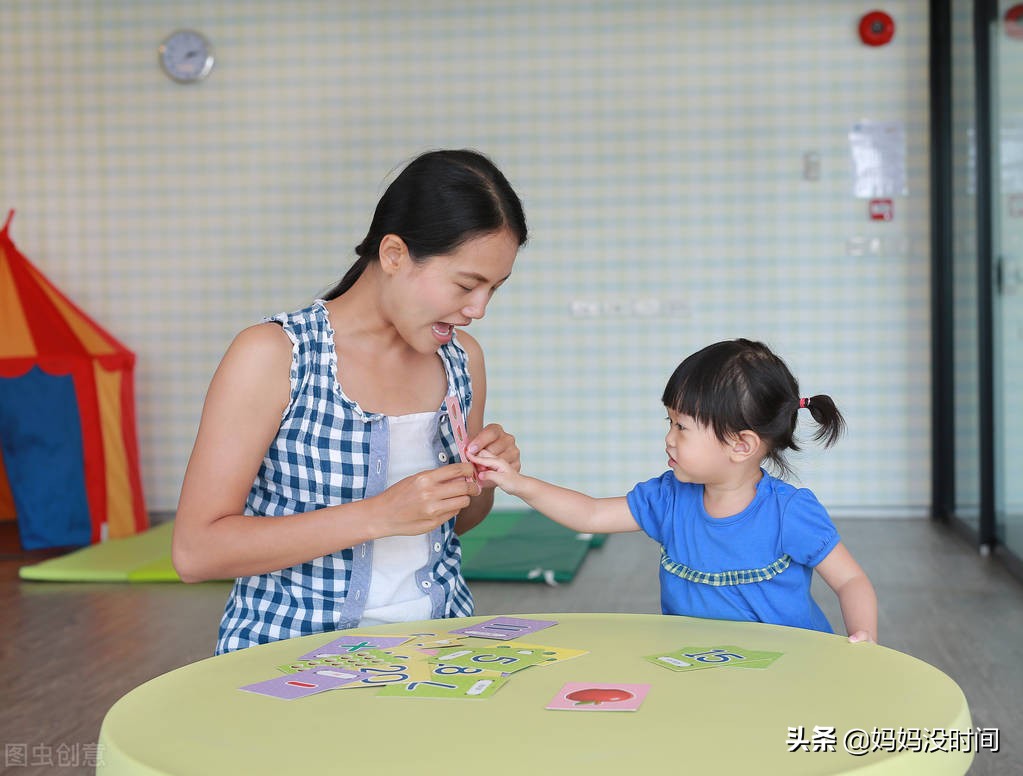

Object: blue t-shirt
[626,470,840,633]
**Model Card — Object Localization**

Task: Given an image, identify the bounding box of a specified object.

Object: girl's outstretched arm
[815,542,878,643]
[468,450,639,534]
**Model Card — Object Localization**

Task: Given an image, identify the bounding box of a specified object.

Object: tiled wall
[0,1,931,516]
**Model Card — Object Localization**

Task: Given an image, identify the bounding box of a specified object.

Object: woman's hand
[373,463,482,537]
[467,423,520,488]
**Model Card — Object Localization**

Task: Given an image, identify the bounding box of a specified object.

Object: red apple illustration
[565,687,634,706]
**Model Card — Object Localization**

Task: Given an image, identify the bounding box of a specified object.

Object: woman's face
[394,228,519,353]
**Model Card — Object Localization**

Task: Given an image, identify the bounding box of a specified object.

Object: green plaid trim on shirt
[659,546,792,586]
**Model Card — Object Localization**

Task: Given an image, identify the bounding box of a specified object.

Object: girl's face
[392,228,519,353]
[664,407,734,485]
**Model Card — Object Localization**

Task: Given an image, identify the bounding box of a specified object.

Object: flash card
[494,641,589,667]
[377,671,508,700]
[444,395,475,470]
[299,635,410,660]
[241,667,371,700]
[279,649,401,675]
[448,616,557,640]
[430,645,553,674]
[714,645,783,669]
[546,682,650,712]
[645,646,768,672]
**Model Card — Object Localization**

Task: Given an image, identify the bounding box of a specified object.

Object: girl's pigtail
[803,394,846,448]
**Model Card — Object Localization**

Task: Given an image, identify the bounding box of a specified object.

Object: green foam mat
[459,509,603,584]
[18,521,181,582]
[18,511,602,584]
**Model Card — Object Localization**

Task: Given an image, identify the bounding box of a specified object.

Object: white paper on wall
[849,120,908,198]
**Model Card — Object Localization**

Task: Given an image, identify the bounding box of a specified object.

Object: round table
[98,613,973,774]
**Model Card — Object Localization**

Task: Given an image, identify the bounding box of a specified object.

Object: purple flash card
[240,667,372,700]
[448,616,558,641]
[299,635,410,660]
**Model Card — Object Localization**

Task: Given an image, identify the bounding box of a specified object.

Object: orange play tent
[0,210,147,550]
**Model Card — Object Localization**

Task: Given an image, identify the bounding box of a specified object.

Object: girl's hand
[466,423,520,487]
[848,630,875,644]
[374,463,481,537]
[467,449,525,496]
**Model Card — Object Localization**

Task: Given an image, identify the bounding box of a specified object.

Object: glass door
[992,1,1023,560]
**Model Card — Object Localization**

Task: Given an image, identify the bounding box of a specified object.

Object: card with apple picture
[546,682,650,712]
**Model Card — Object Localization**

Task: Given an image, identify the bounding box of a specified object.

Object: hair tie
[799,397,810,409]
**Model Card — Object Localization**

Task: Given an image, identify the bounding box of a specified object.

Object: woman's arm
[815,542,878,643]
[172,324,478,582]
[469,450,639,534]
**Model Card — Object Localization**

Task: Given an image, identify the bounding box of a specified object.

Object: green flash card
[645,645,782,672]
[376,671,509,699]
[430,645,554,673]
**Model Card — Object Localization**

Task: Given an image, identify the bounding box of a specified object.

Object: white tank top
[359,411,436,626]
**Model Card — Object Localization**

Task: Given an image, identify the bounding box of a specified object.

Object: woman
[172,149,528,653]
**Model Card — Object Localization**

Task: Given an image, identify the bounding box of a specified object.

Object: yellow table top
[98,613,973,775]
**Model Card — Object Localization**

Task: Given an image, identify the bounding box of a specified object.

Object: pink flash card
[444,395,470,463]
[546,682,650,712]
[445,395,481,483]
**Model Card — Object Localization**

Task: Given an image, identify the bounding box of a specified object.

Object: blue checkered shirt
[216,301,475,654]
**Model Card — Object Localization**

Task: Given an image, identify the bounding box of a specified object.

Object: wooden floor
[1,517,1020,774]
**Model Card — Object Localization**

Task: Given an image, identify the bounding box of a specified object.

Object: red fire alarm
[1005,4,1023,40]
[869,198,894,221]
[859,10,896,46]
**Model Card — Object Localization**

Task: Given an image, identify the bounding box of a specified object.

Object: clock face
[159,29,214,83]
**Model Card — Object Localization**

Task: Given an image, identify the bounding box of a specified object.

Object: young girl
[172,149,528,653]
[471,338,878,643]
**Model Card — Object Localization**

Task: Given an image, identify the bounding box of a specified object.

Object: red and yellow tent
[0,210,147,550]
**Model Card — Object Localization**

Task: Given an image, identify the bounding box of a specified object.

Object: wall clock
[158,29,215,83]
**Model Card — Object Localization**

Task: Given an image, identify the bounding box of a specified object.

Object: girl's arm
[469,450,639,534]
[172,324,478,582]
[815,542,878,643]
